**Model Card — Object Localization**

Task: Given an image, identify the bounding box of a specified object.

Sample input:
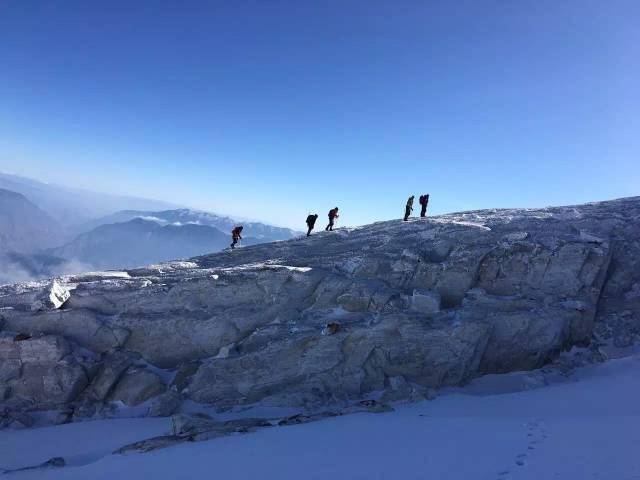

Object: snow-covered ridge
[0,196,639,432]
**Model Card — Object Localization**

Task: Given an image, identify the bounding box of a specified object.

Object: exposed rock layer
[1,197,639,422]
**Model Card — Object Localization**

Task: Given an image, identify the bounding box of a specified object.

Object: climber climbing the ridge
[326,207,339,231]
[419,194,430,217]
[230,225,243,249]
[404,195,414,221]
[306,213,319,236]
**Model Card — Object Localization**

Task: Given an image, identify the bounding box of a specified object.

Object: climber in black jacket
[306,214,318,236]
[419,194,430,217]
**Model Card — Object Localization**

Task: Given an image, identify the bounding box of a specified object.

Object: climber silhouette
[306,214,318,236]
[404,196,414,221]
[230,226,243,249]
[326,207,339,231]
[419,194,429,217]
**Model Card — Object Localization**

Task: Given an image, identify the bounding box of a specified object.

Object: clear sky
[1,1,638,229]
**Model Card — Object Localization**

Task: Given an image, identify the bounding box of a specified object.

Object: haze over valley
[0,173,298,283]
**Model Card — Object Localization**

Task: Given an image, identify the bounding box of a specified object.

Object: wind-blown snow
[2,352,639,479]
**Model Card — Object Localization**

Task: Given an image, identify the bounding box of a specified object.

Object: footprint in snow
[498,419,548,477]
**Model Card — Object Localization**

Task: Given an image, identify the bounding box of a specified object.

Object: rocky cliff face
[1,197,639,426]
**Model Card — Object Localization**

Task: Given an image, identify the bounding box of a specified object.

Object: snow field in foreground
[2,354,640,479]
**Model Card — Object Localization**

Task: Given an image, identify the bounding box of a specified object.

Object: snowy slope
[1,351,639,479]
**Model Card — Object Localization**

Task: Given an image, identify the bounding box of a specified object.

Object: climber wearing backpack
[404,196,414,221]
[306,214,319,237]
[230,225,243,249]
[326,207,339,231]
[419,194,430,217]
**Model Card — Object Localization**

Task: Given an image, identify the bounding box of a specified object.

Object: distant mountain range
[49,218,260,270]
[0,173,181,227]
[0,188,65,253]
[0,173,301,282]
[76,209,298,241]
[0,188,71,284]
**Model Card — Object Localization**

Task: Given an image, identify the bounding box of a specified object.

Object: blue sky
[1,1,638,229]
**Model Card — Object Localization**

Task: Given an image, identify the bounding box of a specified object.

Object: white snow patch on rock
[270,265,312,273]
[219,263,311,273]
[44,281,70,310]
[451,221,492,231]
[88,271,131,279]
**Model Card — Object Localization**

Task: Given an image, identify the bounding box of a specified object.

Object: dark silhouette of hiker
[404,196,414,221]
[230,226,243,249]
[419,194,430,217]
[326,207,339,231]
[306,214,318,236]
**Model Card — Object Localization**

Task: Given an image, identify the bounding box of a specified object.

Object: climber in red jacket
[326,207,339,231]
[230,226,243,249]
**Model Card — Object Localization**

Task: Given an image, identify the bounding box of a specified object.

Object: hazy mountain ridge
[78,208,300,240]
[49,207,299,271]
[48,218,261,270]
[0,189,71,284]
[0,188,65,253]
[0,174,301,282]
[0,173,183,227]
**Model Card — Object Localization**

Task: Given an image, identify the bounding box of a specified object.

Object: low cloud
[0,255,95,285]
[0,262,38,285]
[137,216,167,224]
